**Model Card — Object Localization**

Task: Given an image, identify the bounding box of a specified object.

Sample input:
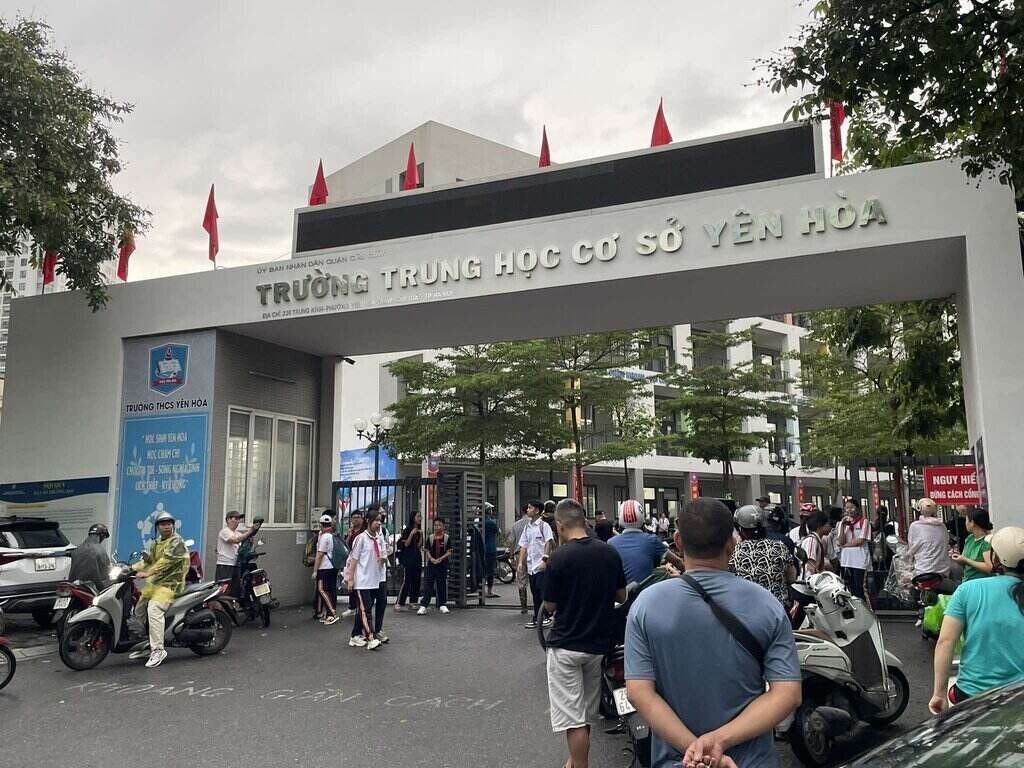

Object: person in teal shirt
[931,526,1024,713]
[952,508,994,581]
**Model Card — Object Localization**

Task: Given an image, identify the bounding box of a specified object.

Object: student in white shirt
[344,509,389,650]
[215,510,261,596]
[837,498,873,599]
[311,514,340,625]
[517,500,554,629]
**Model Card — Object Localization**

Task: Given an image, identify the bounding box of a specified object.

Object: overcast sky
[8,1,813,280]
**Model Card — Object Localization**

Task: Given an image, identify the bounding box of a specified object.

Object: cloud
[13,0,813,281]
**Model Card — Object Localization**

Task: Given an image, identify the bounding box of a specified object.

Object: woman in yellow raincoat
[131,510,189,668]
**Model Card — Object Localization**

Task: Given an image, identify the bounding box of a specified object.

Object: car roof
[0,515,61,531]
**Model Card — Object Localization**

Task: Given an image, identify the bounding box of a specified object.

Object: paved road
[0,606,932,767]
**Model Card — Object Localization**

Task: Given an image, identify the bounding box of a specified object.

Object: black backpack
[331,532,349,568]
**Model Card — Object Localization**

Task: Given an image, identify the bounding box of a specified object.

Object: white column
[628,466,645,504]
[317,357,343,508]
[959,215,1024,526]
[501,476,517,532]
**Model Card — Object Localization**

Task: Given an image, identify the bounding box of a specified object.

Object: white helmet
[318,514,333,526]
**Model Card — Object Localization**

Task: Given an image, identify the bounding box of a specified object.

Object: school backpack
[331,531,349,568]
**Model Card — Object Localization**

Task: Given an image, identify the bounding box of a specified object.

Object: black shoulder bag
[681,573,765,673]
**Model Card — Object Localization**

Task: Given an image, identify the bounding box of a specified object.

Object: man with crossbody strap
[625,498,801,768]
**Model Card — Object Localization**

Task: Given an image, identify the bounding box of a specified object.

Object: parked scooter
[59,563,234,670]
[53,580,102,636]
[786,570,910,766]
[228,540,277,628]
[0,635,15,690]
[494,550,515,585]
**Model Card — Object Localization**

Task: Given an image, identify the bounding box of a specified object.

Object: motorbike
[786,569,910,766]
[59,563,234,670]
[53,580,102,637]
[0,636,15,691]
[495,550,515,584]
[227,541,277,628]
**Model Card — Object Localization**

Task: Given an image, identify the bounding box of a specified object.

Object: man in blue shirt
[625,497,802,768]
[609,500,684,584]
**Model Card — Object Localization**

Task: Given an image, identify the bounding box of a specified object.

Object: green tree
[529,331,659,484]
[796,303,967,463]
[382,343,562,476]
[1,18,149,308]
[762,0,1023,214]
[659,327,792,496]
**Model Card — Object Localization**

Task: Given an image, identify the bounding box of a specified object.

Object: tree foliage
[383,344,559,476]
[529,331,659,473]
[0,17,149,308]
[658,327,792,495]
[798,302,967,463]
[761,0,1023,212]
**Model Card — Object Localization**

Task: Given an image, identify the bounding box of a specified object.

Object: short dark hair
[351,510,364,517]
[527,500,543,513]
[544,500,557,513]
[806,509,830,532]
[969,508,992,531]
[596,509,606,518]
[364,510,380,526]
[676,498,735,559]
[225,511,242,520]
[554,499,587,530]
[845,497,861,511]
[432,517,446,527]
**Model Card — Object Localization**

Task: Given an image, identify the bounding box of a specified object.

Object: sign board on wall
[115,332,214,559]
[923,466,980,505]
[338,447,397,482]
[0,477,109,546]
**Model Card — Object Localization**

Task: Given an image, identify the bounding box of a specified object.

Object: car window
[10,526,69,549]
[850,683,1024,767]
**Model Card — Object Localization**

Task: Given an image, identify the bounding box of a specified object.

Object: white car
[0,516,76,633]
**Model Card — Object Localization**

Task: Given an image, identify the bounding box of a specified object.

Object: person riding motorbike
[129,510,190,668]
[68,523,113,590]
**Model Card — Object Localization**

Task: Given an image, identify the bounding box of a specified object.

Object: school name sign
[254,194,887,315]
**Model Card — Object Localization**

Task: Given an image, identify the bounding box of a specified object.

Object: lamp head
[353,417,368,433]
[381,415,396,431]
[369,412,382,427]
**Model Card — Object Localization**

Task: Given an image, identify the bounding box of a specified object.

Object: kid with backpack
[312,514,341,625]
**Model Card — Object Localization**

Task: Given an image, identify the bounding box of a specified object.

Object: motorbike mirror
[184,539,195,547]
[794,546,809,564]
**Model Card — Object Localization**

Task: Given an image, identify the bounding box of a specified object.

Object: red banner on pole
[923,466,980,505]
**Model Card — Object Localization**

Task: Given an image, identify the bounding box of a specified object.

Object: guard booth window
[225,407,314,526]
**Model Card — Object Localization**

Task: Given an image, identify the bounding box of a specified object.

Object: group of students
[310,506,456,650]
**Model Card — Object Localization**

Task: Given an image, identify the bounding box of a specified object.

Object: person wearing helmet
[729,505,797,608]
[930,526,1024,713]
[312,514,340,625]
[68,523,113,590]
[130,510,189,668]
[789,503,817,544]
[609,499,684,585]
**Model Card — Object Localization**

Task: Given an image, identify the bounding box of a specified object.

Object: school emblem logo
[149,343,188,396]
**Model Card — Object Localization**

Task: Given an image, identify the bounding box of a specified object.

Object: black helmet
[88,523,110,541]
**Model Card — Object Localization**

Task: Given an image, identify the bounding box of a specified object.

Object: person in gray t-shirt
[625,498,801,768]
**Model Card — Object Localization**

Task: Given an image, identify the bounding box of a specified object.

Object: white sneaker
[348,635,367,648]
[366,638,382,650]
[416,606,427,616]
[542,617,554,627]
[145,649,167,668]
[377,632,389,644]
[439,606,450,614]
[340,609,355,618]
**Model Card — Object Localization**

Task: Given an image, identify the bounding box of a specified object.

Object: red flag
[829,102,846,163]
[539,125,551,167]
[203,184,219,261]
[117,230,136,282]
[309,159,328,206]
[403,143,419,190]
[42,250,58,286]
[650,98,673,147]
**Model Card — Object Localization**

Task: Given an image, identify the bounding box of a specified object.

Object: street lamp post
[769,446,797,514]
[354,412,396,507]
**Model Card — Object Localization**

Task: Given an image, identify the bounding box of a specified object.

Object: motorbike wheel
[0,608,7,637]
[496,560,515,584]
[869,667,910,726]
[59,620,111,671]
[788,699,834,767]
[259,602,271,629]
[190,609,232,656]
[55,609,78,639]
[0,644,15,691]
[32,608,54,630]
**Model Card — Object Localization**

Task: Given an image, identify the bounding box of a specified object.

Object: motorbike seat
[180,581,217,596]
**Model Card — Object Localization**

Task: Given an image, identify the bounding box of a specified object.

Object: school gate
[2,122,1021,605]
